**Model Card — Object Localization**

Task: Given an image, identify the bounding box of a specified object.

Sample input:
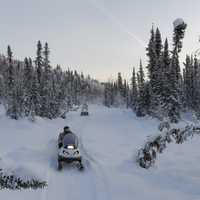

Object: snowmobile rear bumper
[58,155,82,163]
[81,112,89,116]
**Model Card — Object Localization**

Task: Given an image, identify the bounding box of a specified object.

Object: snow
[0,105,199,199]
[173,18,185,28]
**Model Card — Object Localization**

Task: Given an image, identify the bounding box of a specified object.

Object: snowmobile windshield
[63,133,78,149]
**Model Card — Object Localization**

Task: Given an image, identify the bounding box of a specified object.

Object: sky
[0,0,200,81]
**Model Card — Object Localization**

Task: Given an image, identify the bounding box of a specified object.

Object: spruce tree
[130,67,138,111]
[15,62,24,117]
[136,61,146,116]
[183,55,193,108]
[155,28,162,58]
[117,72,123,96]
[146,27,156,82]
[192,56,199,111]
[30,70,41,118]
[168,20,187,122]
[6,46,19,119]
[104,83,110,107]
[41,42,52,118]
[160,39,172,117]
[146,27,161,115]
[23,57,33,116]
[35,41,43,116]
[35,41,43,85]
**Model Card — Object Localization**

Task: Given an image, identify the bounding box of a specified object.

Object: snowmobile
[80,103,89,116]
[58,133,84,170]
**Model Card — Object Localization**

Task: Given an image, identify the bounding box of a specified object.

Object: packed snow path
[0,105,200,200]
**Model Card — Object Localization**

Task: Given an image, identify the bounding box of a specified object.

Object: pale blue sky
[0,0,199,81]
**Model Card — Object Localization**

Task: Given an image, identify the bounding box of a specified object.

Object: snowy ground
[0,105,200,200]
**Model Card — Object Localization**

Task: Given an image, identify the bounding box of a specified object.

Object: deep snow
[0,105,200,200]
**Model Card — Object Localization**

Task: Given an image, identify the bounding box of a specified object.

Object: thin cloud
[87,0,146,47]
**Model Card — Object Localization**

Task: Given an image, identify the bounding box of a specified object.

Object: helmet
[64,126,70,132]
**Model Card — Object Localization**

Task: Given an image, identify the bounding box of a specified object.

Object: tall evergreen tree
[5,46,19,119]
[155,28,162,58]
[41,42,52,118]
[117,72,123,96]
[130,67,138,111]
[183,55,193,108]
[168,20,187,123]
[35,41,43,85]
[23,57,33,116]
[136,61,146,116]
[192,56,199,111]
[146,26,156,82]
[160,39,172,117]
[146,27,162,116]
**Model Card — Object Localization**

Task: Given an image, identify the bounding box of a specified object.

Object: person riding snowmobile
[57,126,83,170]
[58,126,72,148]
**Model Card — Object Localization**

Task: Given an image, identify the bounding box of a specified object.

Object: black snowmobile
[57,133,83,170]
[80,103,89,116]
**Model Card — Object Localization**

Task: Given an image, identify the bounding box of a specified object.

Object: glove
[58,143,62,148]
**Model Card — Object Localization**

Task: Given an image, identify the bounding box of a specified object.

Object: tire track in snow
[79,124,112,200]
[39,137,73,200]
[40,141,58,200]
[42,109,112,200]
[41,113,98,200]
[67,116,100,200]
[40,165,51,200]
[70,113,111,200]
[64,113,99,200]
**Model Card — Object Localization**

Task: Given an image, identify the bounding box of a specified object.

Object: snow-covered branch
[0,169,47,190]
[137,122,200,169]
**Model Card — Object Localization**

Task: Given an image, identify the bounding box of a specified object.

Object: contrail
[87,0,146,47]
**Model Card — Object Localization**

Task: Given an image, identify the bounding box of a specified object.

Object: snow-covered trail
[39,105,159,200]
[1,105,200,200]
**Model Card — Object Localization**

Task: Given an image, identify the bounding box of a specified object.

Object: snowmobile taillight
[67,145,74,149]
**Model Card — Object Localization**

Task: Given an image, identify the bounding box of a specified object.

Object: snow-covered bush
[0,160,47,190]
[137,123,200,169]
[0,169,47,190]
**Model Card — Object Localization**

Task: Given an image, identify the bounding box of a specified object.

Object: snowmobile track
[79,134,112,200]
[43,109,112,200]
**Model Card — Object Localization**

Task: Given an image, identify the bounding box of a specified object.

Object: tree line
[0,41,102,120]
[103,19,199,123]
[1,19,198,124]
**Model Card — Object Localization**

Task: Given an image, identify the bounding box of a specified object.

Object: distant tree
[136,61,146,116]
[130,67,138,111]
[35,41,43,85]
[146,27,161,115]
[104,82,111,107]
[23,57,33,116]
[41,42,52,118]
[30,70,41,118]
[183,55,193,108]
[117,72,123,97]
[192,56,200,112]
[5,46,19,119]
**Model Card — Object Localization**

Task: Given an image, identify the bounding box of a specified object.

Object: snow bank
[0,159,43,182]
[137,122,200,169]
[0,159,47,190]
[0,105,200,199]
